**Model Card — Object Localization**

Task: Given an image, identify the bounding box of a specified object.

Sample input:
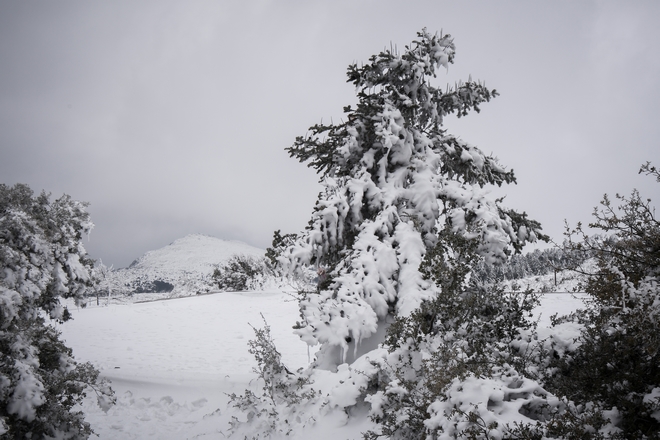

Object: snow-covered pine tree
[284,29,547,369]
[0,184,114,439]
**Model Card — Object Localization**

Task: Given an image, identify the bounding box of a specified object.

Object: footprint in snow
[160,396,174,404]
[192,398,208,408]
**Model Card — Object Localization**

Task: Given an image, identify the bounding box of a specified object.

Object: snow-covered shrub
[88,260,119,305]
[265,230,317,294]
[541,163,660,438]
[265,230,298,276]
[228,316,317,438]
[0,183,114,439]
[363,231,553,439]
[213,255,268,291]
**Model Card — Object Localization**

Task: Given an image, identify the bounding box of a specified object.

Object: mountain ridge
[125,233,265,273]
[105,234,266,299]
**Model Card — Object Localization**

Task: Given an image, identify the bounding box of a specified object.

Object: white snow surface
[57,290,586,439]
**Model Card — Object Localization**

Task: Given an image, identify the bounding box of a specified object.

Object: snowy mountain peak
[110,234,266,298]
[128,234,265,273]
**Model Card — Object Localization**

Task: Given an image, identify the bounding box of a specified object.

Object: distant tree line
[471,246,589,284]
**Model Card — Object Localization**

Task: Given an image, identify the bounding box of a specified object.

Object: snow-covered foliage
[470,247,600,294]
[540,163,660,438]
[211,230,317,295]
[359,230,563,439]
[222,29,567,439]
[228,315,318,438]
[284,28,546,369]
[205,160,660,438]
[213,255,272,292]
[232,30,660,440]
[0,183,114,439]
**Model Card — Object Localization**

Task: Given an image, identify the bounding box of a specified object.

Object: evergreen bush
[542,163,660,438]
[0,183,114,438]
[213,255,267,292]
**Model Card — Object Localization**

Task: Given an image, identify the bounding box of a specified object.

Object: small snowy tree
[284,29,546,369]
[90,260,119,306]
[228,315,317,438]
[213,255,268,292]
[0,184,114,439]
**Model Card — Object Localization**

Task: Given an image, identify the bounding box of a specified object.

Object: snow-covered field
[59,291,585,439]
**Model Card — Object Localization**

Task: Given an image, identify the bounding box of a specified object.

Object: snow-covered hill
[105,234,266,300]
[127,234,265,273]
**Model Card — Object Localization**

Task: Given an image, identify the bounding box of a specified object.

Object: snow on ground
[58,291,586,439]
[59,291,310,439]
[534,292,587,327]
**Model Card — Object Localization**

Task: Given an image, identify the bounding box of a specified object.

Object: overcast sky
[1,1,659,268]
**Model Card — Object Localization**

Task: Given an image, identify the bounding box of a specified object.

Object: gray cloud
[1,1,658,267]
